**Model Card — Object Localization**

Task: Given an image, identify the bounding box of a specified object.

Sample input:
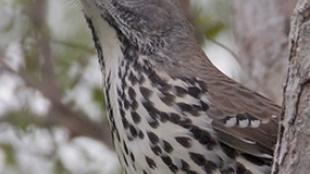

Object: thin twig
[0,54,113,149]
[51,39,95,54]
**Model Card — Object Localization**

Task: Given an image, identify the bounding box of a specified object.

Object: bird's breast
[103,53,233,173]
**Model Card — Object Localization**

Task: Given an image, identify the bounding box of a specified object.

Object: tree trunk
[272,0,310,173]
[233,0,297,103]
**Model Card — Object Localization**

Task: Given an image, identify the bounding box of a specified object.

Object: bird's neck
[85,13,125,81]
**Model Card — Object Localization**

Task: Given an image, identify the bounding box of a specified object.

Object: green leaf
[204,22,226,39]
[0,144,16,166]
[54,159,71,174]
[5,111,47,130]
[92,87,106,110]
[193,13,227,40]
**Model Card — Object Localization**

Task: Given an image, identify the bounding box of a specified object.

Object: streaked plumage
[80,0,281,174]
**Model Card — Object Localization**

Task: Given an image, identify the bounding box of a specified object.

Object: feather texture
[80,0,281,173]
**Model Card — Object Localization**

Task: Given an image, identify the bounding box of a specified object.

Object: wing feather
[204,70,281,158]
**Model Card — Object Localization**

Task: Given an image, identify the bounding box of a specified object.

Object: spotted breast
[81,0,281,174]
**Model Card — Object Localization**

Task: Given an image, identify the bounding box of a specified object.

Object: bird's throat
[84,9,124,81]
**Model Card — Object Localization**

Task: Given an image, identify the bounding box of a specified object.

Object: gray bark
[233,0,297,103]
[272,0,310,173]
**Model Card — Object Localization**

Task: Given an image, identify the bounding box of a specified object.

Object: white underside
[81,1,130,170]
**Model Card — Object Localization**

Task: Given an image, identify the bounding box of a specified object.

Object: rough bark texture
[233,0,297,103]
[272,0,310,173]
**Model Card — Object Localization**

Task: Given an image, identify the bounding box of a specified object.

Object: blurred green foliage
[4,111,47,130]
[0,143,16,166]
[92,87,106,113]
[54,159,71,174]
[192,0,232,43]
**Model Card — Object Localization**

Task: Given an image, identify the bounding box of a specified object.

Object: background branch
[0,0,113,149]
[0,57,113,148]
[233,0,297,103]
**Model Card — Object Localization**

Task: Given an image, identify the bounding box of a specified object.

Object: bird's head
[80,0,196,55]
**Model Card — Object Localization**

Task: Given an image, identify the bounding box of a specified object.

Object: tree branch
[0,58,113,148]
[272,0,310,173]
[0,0,113,149]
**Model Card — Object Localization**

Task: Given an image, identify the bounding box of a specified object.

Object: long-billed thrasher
[80,0,281,174]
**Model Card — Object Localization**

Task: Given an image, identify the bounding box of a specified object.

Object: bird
[79,0,281,174]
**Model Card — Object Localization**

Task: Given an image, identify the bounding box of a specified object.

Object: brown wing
[166,57,280,159]
[204,69,281,158]
[159,44,281,158]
